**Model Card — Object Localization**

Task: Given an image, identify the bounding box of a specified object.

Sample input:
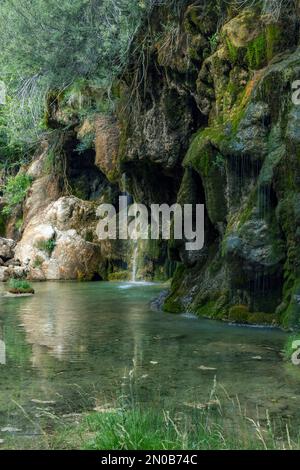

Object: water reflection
[0,281,300,432]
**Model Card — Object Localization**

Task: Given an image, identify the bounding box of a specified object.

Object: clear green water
[0,281,299,444]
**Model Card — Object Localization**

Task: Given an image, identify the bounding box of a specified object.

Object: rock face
[0,237,16,261]
[0,237,27,281]
[116,0,300,328]
[15,197,105,281]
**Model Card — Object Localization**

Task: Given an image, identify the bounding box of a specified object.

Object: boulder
[15,196,105,281]
[0,237,16,261]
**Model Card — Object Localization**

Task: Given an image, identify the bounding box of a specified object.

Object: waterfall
[121,172,127,194]
[131,242,138,282]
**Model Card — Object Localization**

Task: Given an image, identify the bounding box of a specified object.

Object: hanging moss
[246,33,267,69]
[225,38,239,63]
[266,24,282,62]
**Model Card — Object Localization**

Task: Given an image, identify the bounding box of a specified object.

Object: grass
[2,381,300,451]
[45,379,300,451]
[47,404,300,451]
[35,238,56,256]
[283,334,300,362]
[7,278,34,294]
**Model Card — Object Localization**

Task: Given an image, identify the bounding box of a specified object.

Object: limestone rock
[15,196,104,281]
[0,238,16,261]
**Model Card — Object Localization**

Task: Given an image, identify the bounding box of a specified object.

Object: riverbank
[2,397,300,451]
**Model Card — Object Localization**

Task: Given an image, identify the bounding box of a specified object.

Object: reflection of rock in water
[0,339,5,365]
[19,286,89,370]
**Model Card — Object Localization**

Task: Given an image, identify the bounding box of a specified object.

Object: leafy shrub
[7,278,34,294]
[1,174,32,215]
[35,238,56,256]
[0,0,161,152]
[32,256,44,268]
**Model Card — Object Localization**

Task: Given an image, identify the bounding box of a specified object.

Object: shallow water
[0,281,299,444]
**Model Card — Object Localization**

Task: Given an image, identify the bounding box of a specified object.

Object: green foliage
[108,271,129,281]
[0,0,159,154]
[43,150,56,175]
[7,278,34,294]
[209,32,219,52]
[225,38,239,63]
[81,409,226,450]
[246,34,267,69]
[283,334,300,361]
[15,217,23,231]
[53,403,298,450]
[35,238,56,256]
[212,153,226,173]
[32,256,44,268]
[1,173,32,215]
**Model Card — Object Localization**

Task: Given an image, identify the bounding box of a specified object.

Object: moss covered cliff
[116,0,300,328]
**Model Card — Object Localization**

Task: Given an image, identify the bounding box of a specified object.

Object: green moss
[283,334,300,361]
[108,270,129,281]
[245,25,284,70]
[228,305,279,325]
[265,24,282,62]
[281,278,300,329]
[32,256,44,268]
[225,38,239,63]
[246,33,267,69]
[228,305,249,323]
[237,189,257,228]
[184,126,227,174]
[163,297,183,314]
[35,238,56,256]
[15,217,23,231]
[248,312,279,326]
[196,300,218,318]
[43,150,56,175]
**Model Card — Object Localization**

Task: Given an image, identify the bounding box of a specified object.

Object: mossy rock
[163,296,183,314]
[8,287,35,295]
[229,305,279,326]
[248,312,279,326]
[183,128,228,224]
[108,270,129,282]
[228,305,250,323]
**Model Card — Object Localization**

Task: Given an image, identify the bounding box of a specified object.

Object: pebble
[31,399,56,405]
[1,426,21,433]
[198,365,217,371]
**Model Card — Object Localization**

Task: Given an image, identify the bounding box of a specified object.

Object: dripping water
[132,242,138,283]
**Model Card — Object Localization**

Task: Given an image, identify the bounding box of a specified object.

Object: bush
[1,173,32,215]
[7,278,34,294]
[35,239,56,256]
[0,1,160,151]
